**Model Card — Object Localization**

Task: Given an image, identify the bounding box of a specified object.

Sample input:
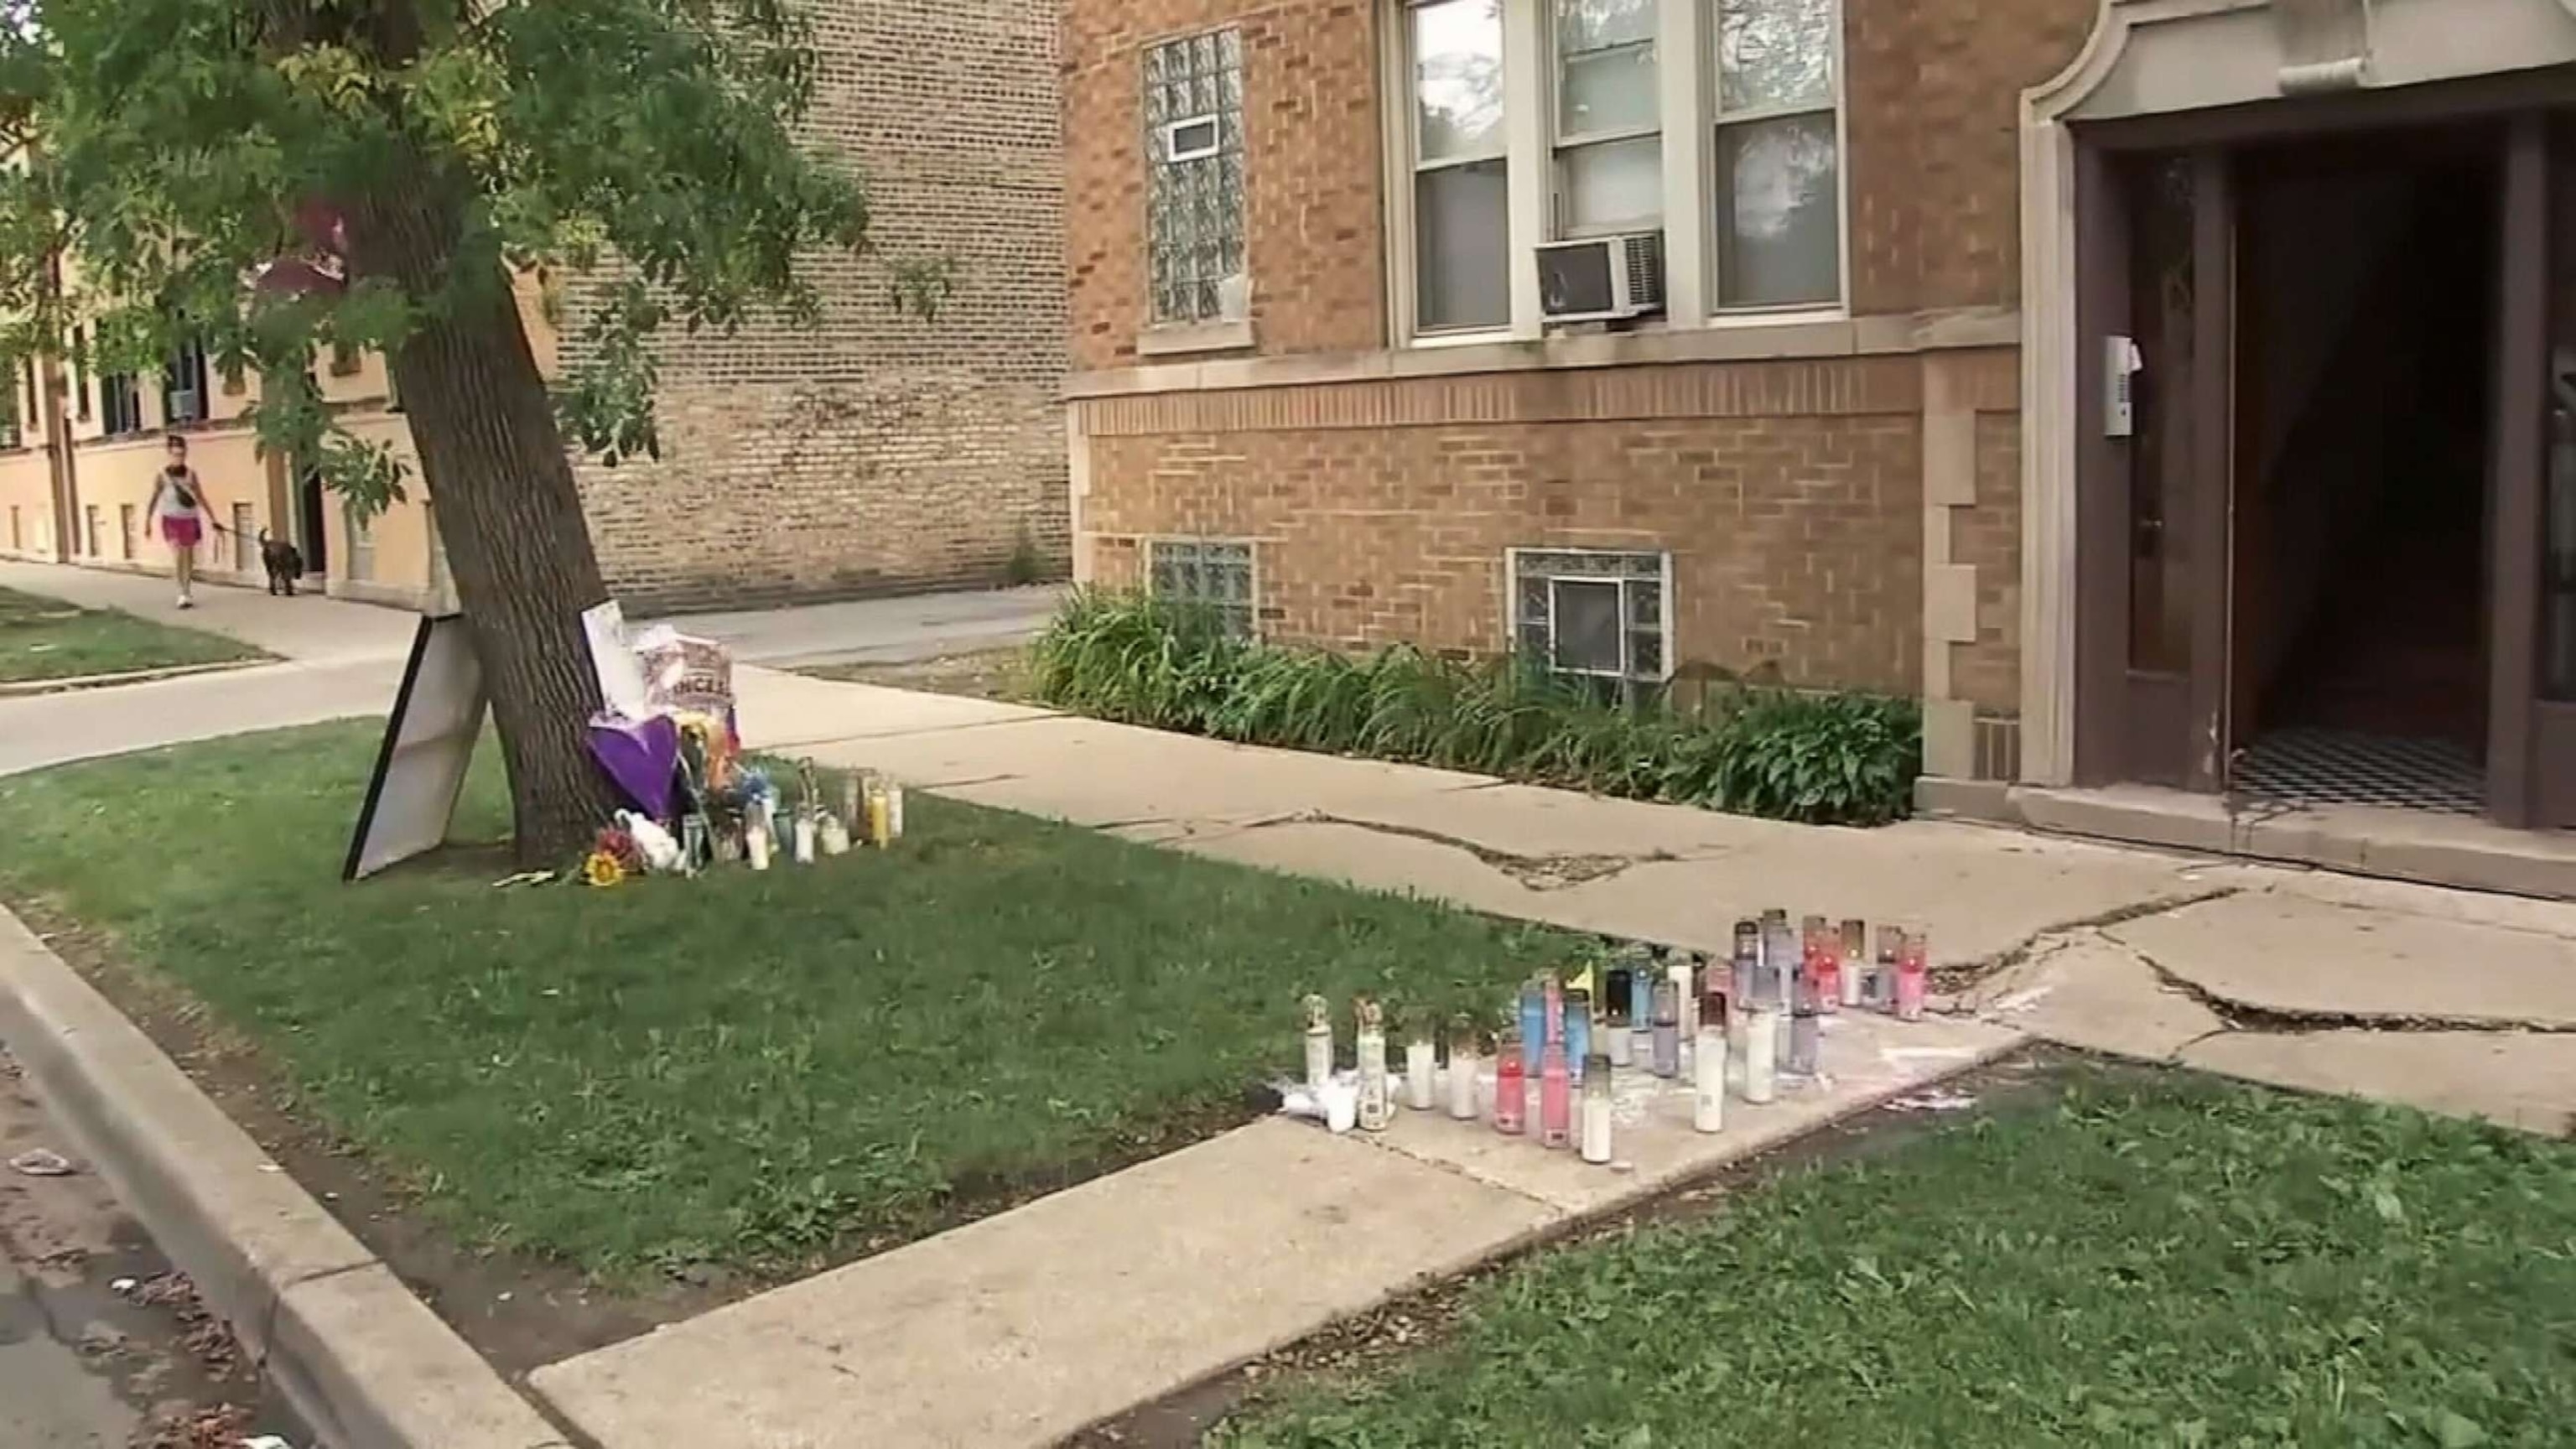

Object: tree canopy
[0,0,947,861]
[0,0,937,506]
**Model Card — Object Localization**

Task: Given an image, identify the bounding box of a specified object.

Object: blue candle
[1519,982,1545,1073]
[1563,989,1592,1083]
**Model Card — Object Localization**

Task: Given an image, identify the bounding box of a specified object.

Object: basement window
[1147,538,1256,638]
[1509,548,1671,685]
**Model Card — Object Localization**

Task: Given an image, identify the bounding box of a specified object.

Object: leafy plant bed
[0,722,1585,1294]
[0,584,267,685]
[1210,1059,2576,1448]
[1028,591,1921,827]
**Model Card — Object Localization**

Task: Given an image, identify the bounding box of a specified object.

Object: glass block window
[1148,538,1256,637]
[1510,549,1670,682]
[1143,28,1247,326]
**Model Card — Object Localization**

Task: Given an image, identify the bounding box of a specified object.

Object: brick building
[1062,0,2576,846]
[570,0,1071,610]
[0,0,1068,614]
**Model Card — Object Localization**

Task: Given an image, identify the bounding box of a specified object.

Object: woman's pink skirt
[158,516,202,549]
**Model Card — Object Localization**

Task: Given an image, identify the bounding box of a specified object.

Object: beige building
[0,282,545,611]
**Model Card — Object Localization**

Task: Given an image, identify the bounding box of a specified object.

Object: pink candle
[1896,930,1929,1022]
[1493,1031,1526,1135]
[1539,1040,1571,1149]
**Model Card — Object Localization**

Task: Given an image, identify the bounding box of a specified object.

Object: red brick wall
[565,0,1068,610]
[1063,0,2103,361]
[1843,0,2096,315]
[1081,360,1926,695]
[1064,0,1384,371]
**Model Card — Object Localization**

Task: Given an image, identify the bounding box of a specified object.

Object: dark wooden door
[2077,144,2236,791]
[2515,112,2576,826]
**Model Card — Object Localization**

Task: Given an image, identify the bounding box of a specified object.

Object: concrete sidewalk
[731,668,2576,1126]
[0,564,1061,778]
[0,558,421,665]
[509,669,2576,1449]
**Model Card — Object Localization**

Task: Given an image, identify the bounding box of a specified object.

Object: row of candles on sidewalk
[1304,913,1930,1165]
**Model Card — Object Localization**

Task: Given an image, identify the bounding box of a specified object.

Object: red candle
[1494,1031,1526,1135]
[1896,930,1929,1022]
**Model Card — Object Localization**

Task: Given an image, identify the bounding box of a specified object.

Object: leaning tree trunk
[343,187,623,866]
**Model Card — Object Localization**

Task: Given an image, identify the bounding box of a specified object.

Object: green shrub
[1026,589,1922,827]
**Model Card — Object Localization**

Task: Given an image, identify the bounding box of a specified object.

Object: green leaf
[2428,1410,2490,1447]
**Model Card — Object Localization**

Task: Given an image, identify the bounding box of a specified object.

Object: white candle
[1743,1006,1779,1104]
[1446,1042,1479,1120]
[1694,1026,1727,1133]
[1580,1089,1613,1165]
[1356,1017,1391,1132]
[1669,962,1698,1081]
[1302,996,1333,1094]
[745,823,772,871]
[886,782,906,839]
[1606,1021,1632,1068]
[792,815,817,865]
[1405,1038,1437,1110]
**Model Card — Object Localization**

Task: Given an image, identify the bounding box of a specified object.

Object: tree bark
[341,185,622,866]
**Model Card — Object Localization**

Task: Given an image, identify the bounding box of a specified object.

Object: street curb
[0,906,570,1449]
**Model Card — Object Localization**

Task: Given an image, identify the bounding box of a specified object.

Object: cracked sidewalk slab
[2182,1031,2576,1137]
[1963,925,2576,1134]
[2106,892,2576,1031]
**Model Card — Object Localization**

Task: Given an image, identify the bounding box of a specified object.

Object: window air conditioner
[1535,231,1666,324]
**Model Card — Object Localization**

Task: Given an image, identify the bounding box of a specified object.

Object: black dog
[258,529,304,596]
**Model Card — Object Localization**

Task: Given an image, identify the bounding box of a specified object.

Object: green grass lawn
[0,723,1582,1280]
[0,584,265,684]
[1224,1067,2576,1448]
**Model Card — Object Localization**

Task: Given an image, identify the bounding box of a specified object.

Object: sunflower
[581,850,627,888]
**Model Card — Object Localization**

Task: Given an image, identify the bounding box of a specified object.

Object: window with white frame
[1143,28,1247,326]
[1389,0,1846,336]
[1553,0,1660,236]
[1147,538,1256,637]
[1710,0,1841,309]
[1511,548,1670,683]
[1407,0,1509,333]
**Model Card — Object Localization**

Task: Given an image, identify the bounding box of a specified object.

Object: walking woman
[145,434,215,609]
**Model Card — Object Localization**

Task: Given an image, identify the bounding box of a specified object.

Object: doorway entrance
[2075,102,2576,830]
[296,466,329,581]
[2229,126,2497,814]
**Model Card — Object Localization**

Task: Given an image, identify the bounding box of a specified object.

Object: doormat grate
[2232,728,2485,816]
